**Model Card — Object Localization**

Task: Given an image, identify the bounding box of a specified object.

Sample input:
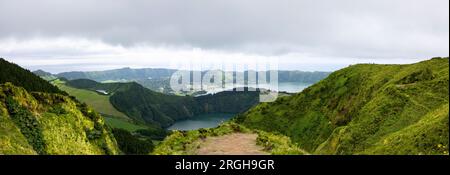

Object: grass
[237,57,449,155]
[0,83,120,155]
[104,117,148,132]
[153,122,304,155]
[54,82,129,120]
[255,130,308,155]
[54,80,150,133]
[152,122,246,155]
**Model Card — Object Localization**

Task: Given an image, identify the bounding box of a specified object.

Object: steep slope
[65,79,260,128]
[236,57,449,155]
[66,79,201,126]
[195,88,260,114]
[0,83,119,155]
[55,82,129,120]
[109,82,202,127]
[0,58,63,94]
[0,58,119,155]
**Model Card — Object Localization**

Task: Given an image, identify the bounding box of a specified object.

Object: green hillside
[0,58,120,155]
[0,83,119,155]
[103,117,148,132]
[66,79,202,127]
[65,79,260,128]
[55,81,129,120]
[0,58,63,94]
[236,57,449,155]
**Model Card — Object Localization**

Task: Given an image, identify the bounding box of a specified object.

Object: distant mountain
[66,79,261,128]
[57,67,330,83]
[32,69,53,77]
[0,58,120,155]
[276,71,330,83]
[0,58,63,94]
[236,57,449,155]
[57,67,177,82]
[56,67,331,94]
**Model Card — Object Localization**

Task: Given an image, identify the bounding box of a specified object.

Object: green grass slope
[0,83,120,155]
[103,117,148,132]
[65,79,260,128]
[0,58,63,94]
[55,81,129,120]
[236,57,449,155]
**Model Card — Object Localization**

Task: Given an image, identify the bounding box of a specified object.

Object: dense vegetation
[0,83,120,154]
[0,58,121,155]
[153,122,303,155]
[5,96,47,154]
[109,82,201,127]
[195,87,260,113]
[0,58,63,94]
[65,79,260,128]
[236,57,449,155]
[111,128,154,154]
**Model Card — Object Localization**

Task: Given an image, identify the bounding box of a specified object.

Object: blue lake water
[169,82,312,130]
[167,113,236,131]
[203,82,312,94]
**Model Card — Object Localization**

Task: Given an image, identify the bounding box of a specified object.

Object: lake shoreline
[167,113,236,131]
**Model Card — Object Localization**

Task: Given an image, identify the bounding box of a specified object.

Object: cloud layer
[0,0,448,72]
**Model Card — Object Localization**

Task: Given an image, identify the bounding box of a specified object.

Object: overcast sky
[0,0,448,73]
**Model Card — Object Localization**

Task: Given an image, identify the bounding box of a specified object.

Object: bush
[112,128,154,154]
[49,105,68,115]
[5,97,47,154]
[135,127,169,140]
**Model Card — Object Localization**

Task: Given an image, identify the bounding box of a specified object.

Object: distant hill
[57,67,177,81]
[58,68,330,83]
[65,79,261,127]
[32,69,53,77]
[236,57,449,155]
[276,71,330,83]
[56,67,330,94]
[0,58,64,94]
[0,58,120,154]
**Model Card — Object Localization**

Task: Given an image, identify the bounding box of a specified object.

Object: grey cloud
[0,0,448,59]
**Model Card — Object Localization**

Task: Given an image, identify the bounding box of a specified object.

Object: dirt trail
[196,133,268,155]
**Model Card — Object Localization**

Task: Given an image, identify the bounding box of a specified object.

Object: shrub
[5,97,47,154]
[112,128,154,154]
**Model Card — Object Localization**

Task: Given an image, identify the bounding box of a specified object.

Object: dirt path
[195,133,268,155]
